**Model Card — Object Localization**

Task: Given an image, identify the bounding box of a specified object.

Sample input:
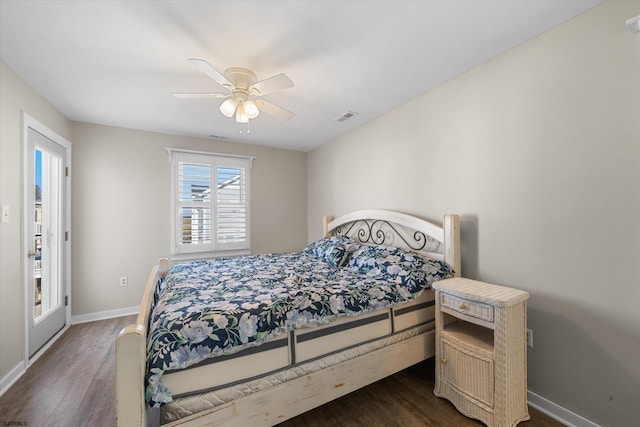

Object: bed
[116,210,460,426]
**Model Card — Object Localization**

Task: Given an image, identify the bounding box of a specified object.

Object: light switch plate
[1,205,9,223]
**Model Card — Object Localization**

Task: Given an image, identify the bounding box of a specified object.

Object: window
[170,150,252,256]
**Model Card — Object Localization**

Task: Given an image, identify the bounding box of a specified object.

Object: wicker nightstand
[433,278,530,427]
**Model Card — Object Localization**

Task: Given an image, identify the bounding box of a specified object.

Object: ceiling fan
[174,59,294,123]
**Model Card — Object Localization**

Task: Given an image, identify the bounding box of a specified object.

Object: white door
[23,114,71,358]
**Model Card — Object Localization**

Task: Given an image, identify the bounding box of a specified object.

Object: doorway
[23,113,71,359]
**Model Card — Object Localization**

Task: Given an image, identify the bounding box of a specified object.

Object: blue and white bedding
[146,237,454,406]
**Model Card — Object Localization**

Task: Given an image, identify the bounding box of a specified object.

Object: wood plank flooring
[0,316,564,426]
[0,315,135,427]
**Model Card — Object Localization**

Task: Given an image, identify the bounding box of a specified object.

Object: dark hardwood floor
[0,315,135,427]
[277,359,563,427]
[0,317,564,426]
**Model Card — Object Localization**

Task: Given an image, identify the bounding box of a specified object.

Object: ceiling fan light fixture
[219,98,237,118]
[235,102,249,123]
[179,59,295,124]
[244,99,260,119]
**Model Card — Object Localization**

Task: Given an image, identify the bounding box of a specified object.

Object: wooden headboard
[323,210,460,277]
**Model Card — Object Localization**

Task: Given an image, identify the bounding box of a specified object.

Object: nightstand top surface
[433,277,529,306]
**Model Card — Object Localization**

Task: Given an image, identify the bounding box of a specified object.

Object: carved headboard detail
[323,209,460,276]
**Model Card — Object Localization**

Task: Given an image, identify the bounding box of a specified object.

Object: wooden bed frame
[116,210,460,426]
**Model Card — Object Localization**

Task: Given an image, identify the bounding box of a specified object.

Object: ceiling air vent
[335,111,358,122]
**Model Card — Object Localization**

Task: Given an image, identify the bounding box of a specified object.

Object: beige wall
[308,2,639,426]
[71,122,307,316]
[0,62,73,381]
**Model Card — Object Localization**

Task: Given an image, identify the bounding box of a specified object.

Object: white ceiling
[0,0,603,152]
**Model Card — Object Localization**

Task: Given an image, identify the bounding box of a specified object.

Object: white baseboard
[71,306,139,324]
[528,390,601,427]
[0,362,25,397]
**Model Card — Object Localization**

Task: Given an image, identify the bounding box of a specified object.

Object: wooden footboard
[164,330,435,426]
[116,258,169,427]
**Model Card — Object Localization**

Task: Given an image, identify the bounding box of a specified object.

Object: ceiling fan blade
[250,73,294,96]
[255,99,294,121]
[173,93,228,99]
[187,58,233,89]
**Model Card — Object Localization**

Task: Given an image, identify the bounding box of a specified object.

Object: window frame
[169,149,252,259]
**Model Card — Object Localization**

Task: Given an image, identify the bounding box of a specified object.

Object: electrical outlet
[526,328,533,348]
[119,276,128,287]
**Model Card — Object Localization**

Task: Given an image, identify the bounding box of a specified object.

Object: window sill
[170,249,251,263]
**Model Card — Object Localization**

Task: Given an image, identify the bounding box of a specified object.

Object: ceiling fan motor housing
[224,67,257,91]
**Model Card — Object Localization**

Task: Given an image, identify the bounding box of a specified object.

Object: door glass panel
[34,150,42,318]
[34,148,62,322]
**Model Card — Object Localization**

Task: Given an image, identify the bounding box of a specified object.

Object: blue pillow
[303,236,359,267]
[346,245,453,292]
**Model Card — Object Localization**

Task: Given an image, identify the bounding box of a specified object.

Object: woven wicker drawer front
[441,338,494,408]
[441,294,494,323]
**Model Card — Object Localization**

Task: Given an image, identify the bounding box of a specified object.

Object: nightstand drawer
[440,293,494,323]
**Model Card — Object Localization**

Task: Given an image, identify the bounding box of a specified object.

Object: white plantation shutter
[177,161,212,251]
[171,151,251,255]
[216,165,247,247]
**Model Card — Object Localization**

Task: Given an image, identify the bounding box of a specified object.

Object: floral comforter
[146,242,453,406]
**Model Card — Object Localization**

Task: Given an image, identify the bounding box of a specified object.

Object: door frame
[21,112,72,366]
